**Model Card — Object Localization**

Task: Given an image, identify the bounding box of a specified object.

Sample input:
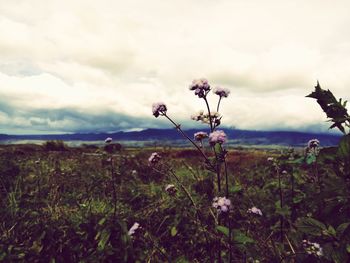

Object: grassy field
[0,141,349,263]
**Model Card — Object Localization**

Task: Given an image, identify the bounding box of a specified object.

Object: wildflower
[105,137,112,144]
[191,110,205,121]
[212,196,231,213]
[131,170,138,176]
[189,78,211,98]
[208,130,227,146]
[148,152,161,165]
[128,222,140,236]
[194,131,208,141]
[247,206,263,216]
[152,102,167,118]
[282,170,287,174]
[307,139,320,149]
[302,240,323,257]
[306,139,320,156]
[165,184,177,196]
[213,86,230,98]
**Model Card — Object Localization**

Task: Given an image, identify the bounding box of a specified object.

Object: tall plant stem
[213,147,221,193]
[163,114,216,171]
[216,96,222,113]
[291,171,295,222]
[229,218,232,262]
[278,169,283,243]
[110,157,117,218]
[219,144,229,197]
[167,167,215,260]
[203,96,214,132]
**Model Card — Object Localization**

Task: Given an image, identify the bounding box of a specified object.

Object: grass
[0,142,349,262]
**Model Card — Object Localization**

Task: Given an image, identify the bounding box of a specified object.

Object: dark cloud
[0,98,175,134]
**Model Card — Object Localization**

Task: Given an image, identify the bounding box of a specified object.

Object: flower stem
[278,169,283,243]
[291,171,295,222]
[216,96,222,112]
[203,96,214,132]
[110,157,117,218]
[163,113,216,171]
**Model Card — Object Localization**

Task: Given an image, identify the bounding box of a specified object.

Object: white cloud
[0,0,349,133]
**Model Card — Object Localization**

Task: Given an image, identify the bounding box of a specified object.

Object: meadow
[0,81,349,262]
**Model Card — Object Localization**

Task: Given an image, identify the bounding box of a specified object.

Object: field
[0,139,349,263]
[0,84,349,263]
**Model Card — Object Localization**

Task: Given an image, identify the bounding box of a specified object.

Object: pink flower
[208,130,227,146]
[189,78,211,98]
[148,152,161,165]
[212,196,231,213]
[213,86,230,98]
[152,102,167,118]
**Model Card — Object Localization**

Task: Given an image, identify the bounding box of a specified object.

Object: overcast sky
[0,0,349,134]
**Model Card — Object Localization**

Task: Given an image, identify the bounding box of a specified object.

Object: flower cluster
[128,222,140,236]
[247,206,263,216]
[213,86,230,98]
[152,102,167,118]
[307,139,320,149]
[165,184,177,196]
[306,139,320,156]
[191,111,221,126]
[302,240,323,257]
[208,130,227,146]
[212,197,231,213]
[148,152,161,165]
[105,137,112,144]
[189,78,211,98]
[194,131,208,141]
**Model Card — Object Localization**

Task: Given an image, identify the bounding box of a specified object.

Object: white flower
[148,152,161,165]
[128,222,140,236]
[247,206,263,216]
[165,184,177,195]
[105,137,112,144]
[302,240,323,257]
[212,197,231,213]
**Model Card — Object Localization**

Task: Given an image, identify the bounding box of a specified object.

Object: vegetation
[0,81,349,262]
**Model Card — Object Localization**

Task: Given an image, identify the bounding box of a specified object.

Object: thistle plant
[152,78,230,196]
[151,78,232,262]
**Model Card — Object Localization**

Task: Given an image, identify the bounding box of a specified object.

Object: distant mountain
[0,128,341,147]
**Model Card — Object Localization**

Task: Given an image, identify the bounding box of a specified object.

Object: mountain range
[0,128,341,147]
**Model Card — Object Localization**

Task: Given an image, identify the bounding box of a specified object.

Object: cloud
[0,97,173,134]
[0,0,349,134]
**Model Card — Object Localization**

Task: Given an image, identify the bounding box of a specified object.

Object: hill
[0,128,341,147]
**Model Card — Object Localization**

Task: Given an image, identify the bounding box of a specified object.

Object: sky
[0,0,349,134]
